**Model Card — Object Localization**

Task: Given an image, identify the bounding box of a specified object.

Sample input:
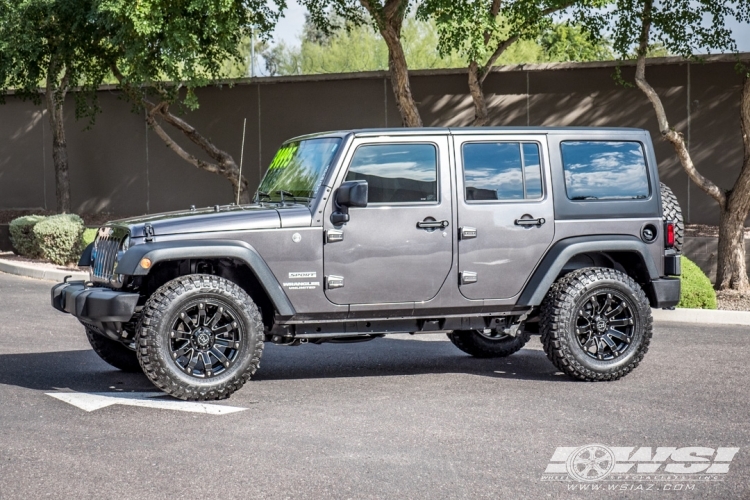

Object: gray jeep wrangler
[51,127,682,400]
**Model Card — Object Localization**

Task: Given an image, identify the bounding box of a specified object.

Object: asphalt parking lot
[0,271,748,499]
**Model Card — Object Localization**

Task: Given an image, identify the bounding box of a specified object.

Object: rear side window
[561,141,650,200]
[462,142,543,201]
[345,144,438,203]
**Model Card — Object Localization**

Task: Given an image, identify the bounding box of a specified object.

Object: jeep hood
[111,204,311,238]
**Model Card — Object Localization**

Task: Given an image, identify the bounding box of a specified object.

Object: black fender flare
[115,240,295,318]
[517,235,660,307]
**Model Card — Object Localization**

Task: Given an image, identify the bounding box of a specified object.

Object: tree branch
[479,35,520,84]
[111,64,248,197]
[633,0,725,209]
[479,2,574,84]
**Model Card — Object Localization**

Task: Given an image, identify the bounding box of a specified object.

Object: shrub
[9,215,47,257]
[82,228,97,248]
[32,214,85,265]
[677,257,717,309]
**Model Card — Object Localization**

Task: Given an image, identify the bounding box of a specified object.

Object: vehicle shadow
[254,337,569,382]
[0,337,569,394]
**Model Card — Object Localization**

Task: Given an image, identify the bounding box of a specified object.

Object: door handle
[417,219,449,229]
[514,217,546,227]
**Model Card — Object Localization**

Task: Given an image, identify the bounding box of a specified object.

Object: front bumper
[51,281,139,340]
[647,277,681,309]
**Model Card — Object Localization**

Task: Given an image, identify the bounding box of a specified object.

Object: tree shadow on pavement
[0,337,570,394]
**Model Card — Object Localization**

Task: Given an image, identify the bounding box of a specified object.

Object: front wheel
[137,274,264,400]
[540,268,652,381]
[86,328,141,372]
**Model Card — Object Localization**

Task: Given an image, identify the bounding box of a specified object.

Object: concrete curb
[652,308,750,326]
[0,259,87,283]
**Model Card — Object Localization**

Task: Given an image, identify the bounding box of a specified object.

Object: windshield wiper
[256,190,272,202]
[276,190,296,204]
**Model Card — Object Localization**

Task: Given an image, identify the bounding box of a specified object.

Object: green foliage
[82,228,97,248]
[260,17,614,76]
[9,215,47,258]
[416,0,610,68]
[32,214,85,266]
[609,0,746,61]
[263,18,464,75]
[539,22,613,62]
[98,0,283,109]
[677,257,717,310]
[0,0,110,122]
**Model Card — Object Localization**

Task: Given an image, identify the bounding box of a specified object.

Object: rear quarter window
[560,141,650,201]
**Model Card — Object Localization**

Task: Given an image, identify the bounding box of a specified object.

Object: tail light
[665,221,675,248]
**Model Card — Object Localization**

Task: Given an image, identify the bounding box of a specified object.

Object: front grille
[92,227,127,283]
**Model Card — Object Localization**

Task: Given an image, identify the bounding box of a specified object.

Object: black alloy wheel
[169,300,243,379]
[574,291,635,361]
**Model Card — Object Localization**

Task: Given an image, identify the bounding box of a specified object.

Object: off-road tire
[448,329,531,358]
[660,182,684,252]
[86,329,141,372]
[137,274,264,401]
[540,268,653,381]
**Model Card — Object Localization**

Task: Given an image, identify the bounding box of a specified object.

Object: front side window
[462,142,543,201]
[561,141,650,200]
[345,144,438,204]
[257,137,341,203]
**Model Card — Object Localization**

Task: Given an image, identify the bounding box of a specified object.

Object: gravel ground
[717,290,750,311]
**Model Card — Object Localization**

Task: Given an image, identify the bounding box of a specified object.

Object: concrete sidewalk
[0,258,87,282]
[652,307,750,327]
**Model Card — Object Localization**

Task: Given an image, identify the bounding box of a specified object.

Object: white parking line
[46,392,247,414]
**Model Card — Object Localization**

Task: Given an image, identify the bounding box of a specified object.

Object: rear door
[323,135,453,305]
[454,134,555,300]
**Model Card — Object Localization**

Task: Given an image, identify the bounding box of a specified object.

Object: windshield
[256,137,342,204]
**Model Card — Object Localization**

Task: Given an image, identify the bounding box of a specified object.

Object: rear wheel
[540,267,652,381]
[137,274,264,400]
[448,329,531,358]
[86,329,141,372]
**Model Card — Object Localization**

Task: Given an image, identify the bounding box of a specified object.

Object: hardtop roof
[285,126,648,143]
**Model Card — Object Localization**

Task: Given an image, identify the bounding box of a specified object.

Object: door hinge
[460,271,478,285]
[325,229,344,243]
[459,226,477,239]
[144,223,155,242]
[325,275,344,289]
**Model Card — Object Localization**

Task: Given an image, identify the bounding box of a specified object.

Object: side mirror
[331,180,368,225]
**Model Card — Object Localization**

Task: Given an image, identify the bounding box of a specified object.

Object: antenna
[236,117,247,205]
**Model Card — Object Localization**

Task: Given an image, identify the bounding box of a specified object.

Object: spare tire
[660,182,684,252]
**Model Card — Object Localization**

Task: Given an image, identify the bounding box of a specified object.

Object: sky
[270,0,750,52]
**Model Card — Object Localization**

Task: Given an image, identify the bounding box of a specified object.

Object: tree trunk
[468,62,489,126]
[631,0,750,290]
[717,203,750,291]
[45,57,71,213]
[111,67,250,204]
[382,27,422,127]
[361,0,422,127]
[148,105,251,204]
[716,75,750,291]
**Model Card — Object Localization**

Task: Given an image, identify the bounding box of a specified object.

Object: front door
[323,136,453,305]
[454,135,555,300]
